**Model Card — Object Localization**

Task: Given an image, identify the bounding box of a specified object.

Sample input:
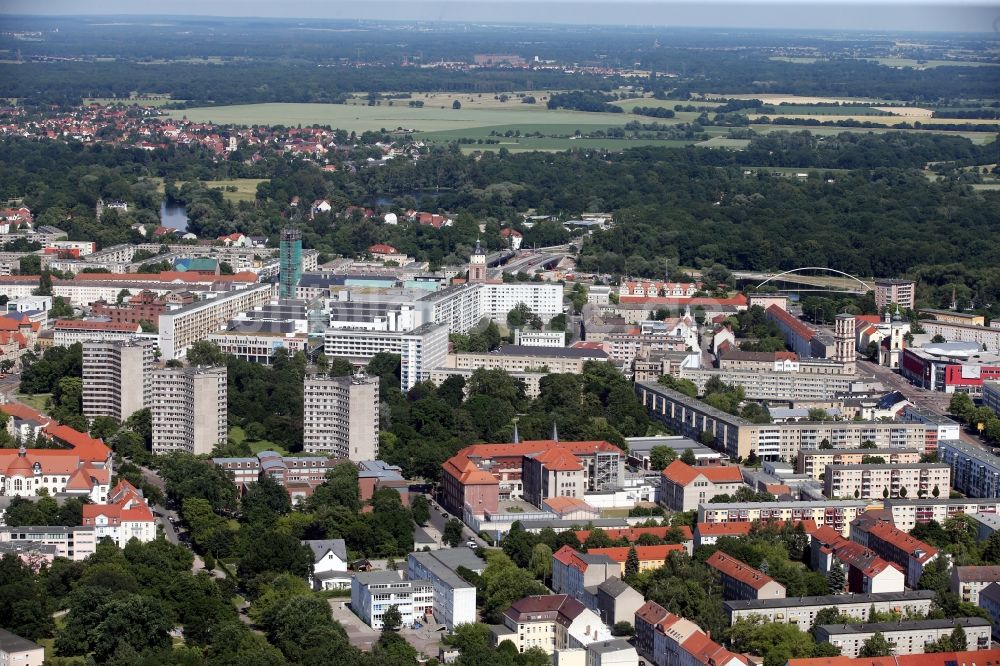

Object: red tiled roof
[543,496,593,513]
[60,271,257,283]
[766,304,816,342]
[530,447,583,471]
[42,424,111,463]
[866,521,938,564]
[368,243,398,254]
[504,594,587,624]
[575,526,693,544]
[787,650,1000,666]
[662,460,743,486]
[696,522,753,537]
[1,402,50,424]
[635,600,670,626]
[587,544,686,563]
[706,551,781,590]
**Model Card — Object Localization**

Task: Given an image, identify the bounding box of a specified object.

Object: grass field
[762,105,890,116]
[345,91,560,110]
[229,425,289,456]
[16,393,50,412]
[204,178,268,203]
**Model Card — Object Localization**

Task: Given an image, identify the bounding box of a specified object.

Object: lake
[160,202,189,231]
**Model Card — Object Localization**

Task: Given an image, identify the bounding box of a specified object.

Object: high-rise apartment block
[151,366,228,455]
[303,374,380,460]
[279,228,303,298]
[874,279,915,311]
[82,339,156,421]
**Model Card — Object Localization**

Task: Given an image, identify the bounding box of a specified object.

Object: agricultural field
[750,113,999,125]
[761,105,892,116]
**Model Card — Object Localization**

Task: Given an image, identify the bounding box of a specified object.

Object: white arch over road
[756,267,872,292]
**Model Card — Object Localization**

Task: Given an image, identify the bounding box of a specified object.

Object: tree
[819,438,833,450]
[858,632,893,657]
[530,542,553,581]
[91,595,173,663]
[410,495,430,526]
[625,545,640,580]
[444,519,465,548]
[452,100,462,110]
[859,440,877,449]
[949,392,974,422]
[827,562,846,594]
[650,445,677,470]
[680,448,698,465]
[186,340,225,366]
[381,604,403,632]
[927,625,967,652]
[49,296,73,318]
[612,621,635,636]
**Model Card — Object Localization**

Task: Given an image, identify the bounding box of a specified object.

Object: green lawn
[228,425,288,455]
[203,178,268,203]
[16,393,50,412]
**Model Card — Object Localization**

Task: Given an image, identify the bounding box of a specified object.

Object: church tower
[468,239,487,283]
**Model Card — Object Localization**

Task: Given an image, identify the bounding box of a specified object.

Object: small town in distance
[0,6,999,666]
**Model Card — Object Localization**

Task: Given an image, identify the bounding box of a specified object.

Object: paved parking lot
[329,599,378,651]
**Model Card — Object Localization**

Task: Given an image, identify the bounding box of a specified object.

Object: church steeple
[468,238,487,283]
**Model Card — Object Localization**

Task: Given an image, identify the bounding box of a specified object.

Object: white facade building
[351,571,434,630]
[302,375,380,459]
[151,366,228,455]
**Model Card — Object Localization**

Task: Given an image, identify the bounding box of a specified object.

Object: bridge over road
[733,268,874,295]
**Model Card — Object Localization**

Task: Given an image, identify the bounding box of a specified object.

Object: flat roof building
[151,366,227,455]
[302,374,379,460]
[815,618,990,657]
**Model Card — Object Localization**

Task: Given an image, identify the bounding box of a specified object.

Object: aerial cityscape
[0,3,999,666]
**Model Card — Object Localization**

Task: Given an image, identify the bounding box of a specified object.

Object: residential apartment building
[810,526,905,594]
[940,439,1000,498]
[552,545,621,603]
[489,594,611,654]
[636,382,928,461]
[151,366,227,455]
[407,549,483,630]
[0,526,97,561]
[53,320,146,346]
[815,618,991,657]
[350,571,434,630]
[850,519,938,589]
[158,284,273,360]
[950,566,1000,605]
[429,367,547,399]
[51,271,258,306]
[447,344,609,374]
[698,500,870,537]
[678,367,860,402]
[302,375,379,460]
[798,448,922,481]
[886,498,1000,532]
[918,320,1000,353]
[633,601,747,666]
[80,481,156,547]
[824,463,950,501]
[980,583,1000,640]
[874,279,916,311]
[660,460,745,512]
[322,322,448,390]
[986,381,1000,416]
[587,545,686,577]
[706,551,786,601]
[82,338,156,422]
[723,591,936,631]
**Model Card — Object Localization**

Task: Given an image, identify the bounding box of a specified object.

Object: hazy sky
[0,0,996,32]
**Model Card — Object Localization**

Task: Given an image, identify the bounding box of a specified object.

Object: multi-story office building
[448,345,609,374]
[0,526,97,561]
[82,338,156,422]
[53,320,146,346]
[874,279,916,311]
[302,374,379,459]
[815,618,991,657]
[513,329,565,348]
[322,322,448,390]
[940,439,1000,498]
[824,463,951,501]
[636,382,928,461]
[406,549,483,630]
[797,448,921,481]
[724,591,936,631]
[279,228,303,298]
[207,330,309,364]
[350,571,434,630]
[660,460,745,511]
[151,366,228,455]
[158,284,273,360]
[698,500,870,537]
[885,498,1000,532]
